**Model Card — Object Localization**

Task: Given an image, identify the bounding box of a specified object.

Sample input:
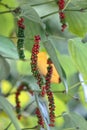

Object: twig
[0,7,21,15]
[22,126,38,130]
[52,90,66,94]
[41,7,87,19]
[56,114,62,118]
[0,10,14,14]
[0,2,12,9]
[68,94,80,101]
[63,0,72,11]
[64,7,87,12]
[4,122,12,130]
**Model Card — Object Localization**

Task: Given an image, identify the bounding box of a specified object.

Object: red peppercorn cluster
[57,0,67,31]
[17,17,25,29]
[35,107,44,128]
[58,0,65,10]
[45,58,55,127]
[15,83,31,119]
[31,35,45,95]
[15,84,24,120]
[17,17,25,60]
[31,37,55,127]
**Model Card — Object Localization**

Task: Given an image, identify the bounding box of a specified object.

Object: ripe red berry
[57,0,65,10]
[57,0,67,31]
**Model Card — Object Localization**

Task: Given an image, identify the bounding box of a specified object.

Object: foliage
[0,0,87,130]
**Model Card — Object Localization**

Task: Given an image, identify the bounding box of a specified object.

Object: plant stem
[52,90,66,94]
[22,126,38,130]
[69,80,87,90]
[64,7,87,12]
[0,2,12,9]
[0,7,21,15]
[4,122,12,130]
[63,0,72,11]
[41,10,58,19]
[41,6,87,19]
[56,114,62,118]
[68,94,80,101]
[0,10,14,14]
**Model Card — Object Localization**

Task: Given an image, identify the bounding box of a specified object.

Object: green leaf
[33,1,57,18]
[19,75,40,91]
[24,18,46,51]
[43,39,68,92]
[58,55,79,90]
[18,0,51,5]
[0,36,19,59]
[48,36,69,54]
[62,112,87,130]
[0,0,18,36]
[54,95,67,126]
[0,96,21,130]
[68,38,87,80]
[0,56,10,80]
[17,51,32,75]
[65,1,87,37]
[20,4,42,24]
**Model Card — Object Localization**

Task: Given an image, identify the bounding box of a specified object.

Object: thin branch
[4,122,12,130]
[0,7,21,15]
[56,114,62,118]
[68,94,80,101]
[69,80,87,90]
[23,100,35,111]
[63,0,72,11]
[0,10,14,14]
[41,7,87,19]
[64,7,87,12]
[0,2,12,9]
[22,126,38,130]
[52,90,66,94]
[41,11,58,19]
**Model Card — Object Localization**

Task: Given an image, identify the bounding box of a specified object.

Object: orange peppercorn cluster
[57,0,67,31]
[17,17,25,60]
[45,58,55,127]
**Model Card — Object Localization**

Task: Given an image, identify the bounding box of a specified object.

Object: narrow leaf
[43,39,68,92]
[0,96,21,130]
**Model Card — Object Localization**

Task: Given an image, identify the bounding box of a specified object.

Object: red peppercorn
[57,0,67,31]
[35,107,44,127]
[57,0,65,10]
[61,23,67,31]
[31,35,46,97]
[17,17,25,29]
[15,83,30,119]
[45,58,55,127]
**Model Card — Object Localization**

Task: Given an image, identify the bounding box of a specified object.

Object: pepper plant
[0,0,87,130]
